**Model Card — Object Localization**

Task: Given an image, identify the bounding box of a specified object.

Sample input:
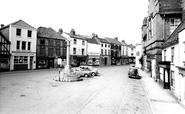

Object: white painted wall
[87,43,101,55]
[70,38,87,56]
[135,43,142,68]
[101,43,111,55]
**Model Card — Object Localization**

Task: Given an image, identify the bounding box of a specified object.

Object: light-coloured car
[70,68,92,78]
[79,66,99,76]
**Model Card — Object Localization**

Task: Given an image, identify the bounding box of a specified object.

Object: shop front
[70,55,87,67]
[11,52,36,71]
[158,61,171,89]
[87,55,100,66]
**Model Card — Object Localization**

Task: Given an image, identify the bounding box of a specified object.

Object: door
[30,56,33,70]
[104,57,107,65]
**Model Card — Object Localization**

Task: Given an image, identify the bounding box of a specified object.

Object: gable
[12,20,35,29]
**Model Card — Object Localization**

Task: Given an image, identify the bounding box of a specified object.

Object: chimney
[122,40,125,43]
[58,28,63,34]
[1,24,4,28]
[92,33,95,37]
[70,29,75,35]
[114,37,118,40]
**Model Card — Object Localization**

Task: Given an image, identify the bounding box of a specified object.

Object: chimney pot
[1,24,4,28]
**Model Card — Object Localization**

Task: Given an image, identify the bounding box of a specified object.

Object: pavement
[138,69,185,114]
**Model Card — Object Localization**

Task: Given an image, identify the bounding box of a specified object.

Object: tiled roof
[97,38,110,44]
[105,37,122,45]
[0,19,35,30]
[162,20,185,48]
[128,44,135,48]
[37,27,66,40]
[87,38,99,44]
[65,32,87,40]
[120,41,128,46]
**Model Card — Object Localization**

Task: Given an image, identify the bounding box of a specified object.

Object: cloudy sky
[0,0,148,45]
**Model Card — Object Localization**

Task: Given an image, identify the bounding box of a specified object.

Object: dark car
[128,66,140,79]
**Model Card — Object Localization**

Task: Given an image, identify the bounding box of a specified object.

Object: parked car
[79,66,99,76]
[70,68,92,78]
[128,66,140,79]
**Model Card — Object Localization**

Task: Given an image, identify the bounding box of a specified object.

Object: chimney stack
[114,37,118,40]
[122,40,125,43]
[1,24,4,28]
[70,29,75,35]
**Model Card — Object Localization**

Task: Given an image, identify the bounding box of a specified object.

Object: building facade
[142,0,182,81]
[87,36,101,66]
[120,40,129,65]
[0,31,11,71]
[66,29,88,67]
[96,37,111,66]
[106,37,122,65]
[135,43,142,68]
[0,20,37,71]
[36,27,66,69]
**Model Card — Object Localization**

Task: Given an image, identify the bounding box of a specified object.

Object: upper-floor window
[131,53,133,56]
[27,30,32,37]
[40,39,45,45]
[131,48,133,51]
[82,48,84,55]
[16,28,21,36]
[74,39,77,44]
[22,41,26,50]
[101,44,103,47]
[184,41,185,53]
[16,41,20,50]
[164,50,166,61]
[82,40,85,45]
[73,48,76,54]
[28,42,31,50]
[105,44,107,47]
[108,50,110,55]
[170,18,181,34]
[171,47,174,63]
[101,49,103,55]
[136,52,140,56]
[105,50,107,55]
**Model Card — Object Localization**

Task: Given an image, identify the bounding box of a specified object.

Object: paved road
[0,65,152,114]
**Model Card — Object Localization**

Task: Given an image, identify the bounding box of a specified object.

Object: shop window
[14,56,28,64]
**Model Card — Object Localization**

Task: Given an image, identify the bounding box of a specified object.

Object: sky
[0,0,148,45]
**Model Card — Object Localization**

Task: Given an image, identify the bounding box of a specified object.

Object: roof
[120,40,128,46]
[37,27,66,40]
[105,37,122,45]
[0,31,10,44]
[0,19,36,30]
[97,38,110,44]
[162,20,185,48]
[128,44,135,48]
[65,32,87,40]
[87,38,99,44]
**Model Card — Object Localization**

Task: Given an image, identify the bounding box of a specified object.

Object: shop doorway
[30,56,33,70]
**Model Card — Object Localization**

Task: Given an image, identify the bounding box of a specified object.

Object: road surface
[0,65,152,114]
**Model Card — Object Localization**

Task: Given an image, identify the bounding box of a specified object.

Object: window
[27,30,32,37]
[22,41,26,50]
[105,50,107,55]
[16,41,20,50]
[164,50,166,61]
[101,49,103,55]
[74,39,77,44]
[171,47,174,63]
[136,52,140,56]
[16,28,21,36]
[101,44,103,47]
[40,39,45,45]
[170,18,181,34]
[108,50,110,55]
[82,40,85,45]
[105,44,107,47]
[14,56,28,64]
[171,71,175,87]
[73,48,76,54]
[184,41,185,53]
[82,48,84,55]
[131,53,133,56]
[28,42,31,50]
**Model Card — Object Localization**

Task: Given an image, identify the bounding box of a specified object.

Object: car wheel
[92,72,95,76]
[84,74,88,78]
